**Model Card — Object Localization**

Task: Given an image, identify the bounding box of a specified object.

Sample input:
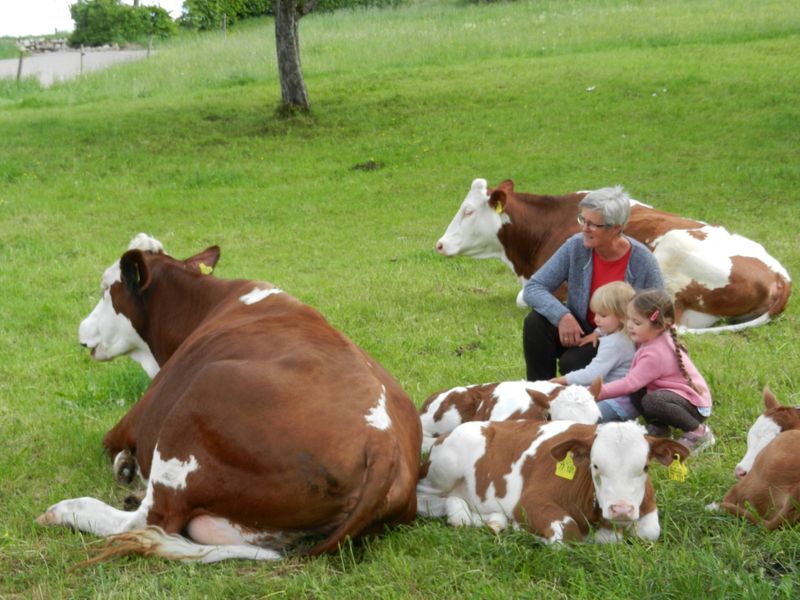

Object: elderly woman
[522,186,664,381]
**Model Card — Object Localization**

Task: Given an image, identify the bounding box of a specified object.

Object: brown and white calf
[436,178,791,332]
[39,237,422,562]
[419,379,602,453]
[417,420,689,543]
[708,388,800,529]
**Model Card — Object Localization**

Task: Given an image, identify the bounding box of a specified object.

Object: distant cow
[417,420,689,543]
[707,389,800,529]
[436,179,791,332]
[39,236,422,563]
[419,379,601,452]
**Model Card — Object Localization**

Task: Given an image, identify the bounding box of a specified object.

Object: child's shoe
[678,424,715,453]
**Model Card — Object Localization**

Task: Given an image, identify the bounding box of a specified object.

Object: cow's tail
[678,311,771,335]
[307,439,405,556]
[74,526,282,567]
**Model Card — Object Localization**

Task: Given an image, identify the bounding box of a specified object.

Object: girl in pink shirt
[598,289,714,452]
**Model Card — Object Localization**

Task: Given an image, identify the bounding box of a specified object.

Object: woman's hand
[557,313,584,347]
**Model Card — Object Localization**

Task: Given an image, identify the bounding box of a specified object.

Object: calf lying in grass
[417,420,688,543]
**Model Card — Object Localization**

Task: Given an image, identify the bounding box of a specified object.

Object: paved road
[0,49,149,87]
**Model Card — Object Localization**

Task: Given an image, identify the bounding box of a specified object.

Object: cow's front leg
[525,505,584,544]
[37,496,146,537]
[632,509,660,541]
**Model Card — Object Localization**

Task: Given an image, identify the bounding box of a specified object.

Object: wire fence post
[16,50,24,82]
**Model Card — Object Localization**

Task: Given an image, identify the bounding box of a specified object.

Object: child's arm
[598,349,662,399]
[563,338,615,386]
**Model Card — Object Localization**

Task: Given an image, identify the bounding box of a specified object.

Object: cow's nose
[734,466,748,480]
[609,503,635,521]
[435,241,444,253]
[80,342,89,348]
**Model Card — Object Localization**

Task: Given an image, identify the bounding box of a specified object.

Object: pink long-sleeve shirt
[598,331,712,410]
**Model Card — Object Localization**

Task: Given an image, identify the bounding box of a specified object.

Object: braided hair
[630,289,700,393]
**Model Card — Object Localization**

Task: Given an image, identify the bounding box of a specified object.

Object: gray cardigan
[522,233,664,330]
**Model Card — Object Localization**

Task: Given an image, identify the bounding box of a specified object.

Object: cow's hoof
[123,491,145,511]
[113,450,139,486]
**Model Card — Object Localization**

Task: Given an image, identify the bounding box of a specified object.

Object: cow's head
[551,422,689,524]
[78,234,220,378]
[734,387,798,479]
[548,378,602,424]
[435,178,511,259]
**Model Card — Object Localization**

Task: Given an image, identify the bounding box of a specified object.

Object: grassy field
[1,0,799,596]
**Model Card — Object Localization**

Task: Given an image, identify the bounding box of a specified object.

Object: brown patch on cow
[765,407,800,433]
[429,384,499,423]
[688,230,708,241]
[673,255,787,320]
[626,206,703,250]
[474,421,543,501]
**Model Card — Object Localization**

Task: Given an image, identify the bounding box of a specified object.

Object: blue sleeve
[522,238,574,326]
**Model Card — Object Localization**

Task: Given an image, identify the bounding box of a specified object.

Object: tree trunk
[274,0,310,112]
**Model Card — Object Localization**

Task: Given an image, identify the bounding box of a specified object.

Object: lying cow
[419,379,601,452]
[39,238,422,563]
[708,389,800,528]
[417,420,689,543]
[436,178,791,332]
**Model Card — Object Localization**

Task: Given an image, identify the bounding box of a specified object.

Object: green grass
[1,0,799,596]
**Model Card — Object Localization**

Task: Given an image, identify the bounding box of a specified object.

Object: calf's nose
[435,241,444,253]
[609,503,635,521]
[734,466,748,480]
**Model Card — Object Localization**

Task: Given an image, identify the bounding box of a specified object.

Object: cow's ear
[529,390,550,413]
[588,377,602,399]
[763,386,779,410]
[648,438,690,466]
[489,190,507,215]
[551,437,592,463]
[184,245,221,275]
[119,249,151,294]
[496,179,514,192]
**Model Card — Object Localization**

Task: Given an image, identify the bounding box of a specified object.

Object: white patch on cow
[436,178,507,260]
[735,415,781,477]
[633,508,660,541]
[593,527,624,544]
[549,385,602,424]
[240,287,283,305]
[591,422,650,523]
[128,233,165,254]
[545,516,576,544]
[79,260,159,378]
[366,385,392,430]
[150,446,199,491]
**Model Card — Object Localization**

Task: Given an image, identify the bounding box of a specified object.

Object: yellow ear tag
[667,453,688,482]
[494,203,503,214]
[198,262,213,275]
[555,451,576,480]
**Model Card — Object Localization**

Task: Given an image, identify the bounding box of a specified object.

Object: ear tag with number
[494,203,504,214]
[667,453,688,482]
[199,262,213,275]
[555,451,576,480]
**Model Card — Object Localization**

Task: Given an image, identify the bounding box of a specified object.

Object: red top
[587,246,632,326]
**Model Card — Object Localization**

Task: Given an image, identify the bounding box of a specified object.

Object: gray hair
[578,185,631,228]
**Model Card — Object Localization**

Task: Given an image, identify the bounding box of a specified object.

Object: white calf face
[435,178,507,259]
[590,423,650,523]
[549,385,601,424]
[78,261,157,377]
[735,414,781,479]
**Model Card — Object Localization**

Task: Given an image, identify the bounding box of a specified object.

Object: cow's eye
[643,465,649,472]
[592,464,598,470]
[463,209,474,217]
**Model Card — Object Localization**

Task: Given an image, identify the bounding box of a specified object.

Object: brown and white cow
[417,420,689,543]
[436,178,791,332]
[705,388,800,529]
[38,237,422,562]
[419,379,602,452]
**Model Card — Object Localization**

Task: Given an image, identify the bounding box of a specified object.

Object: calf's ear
[647,438,690,466]
[763,386,779,410]
[589,377,603,398]
[184,245,221,274]
[551,437,592,463]
[120,250,151,294]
